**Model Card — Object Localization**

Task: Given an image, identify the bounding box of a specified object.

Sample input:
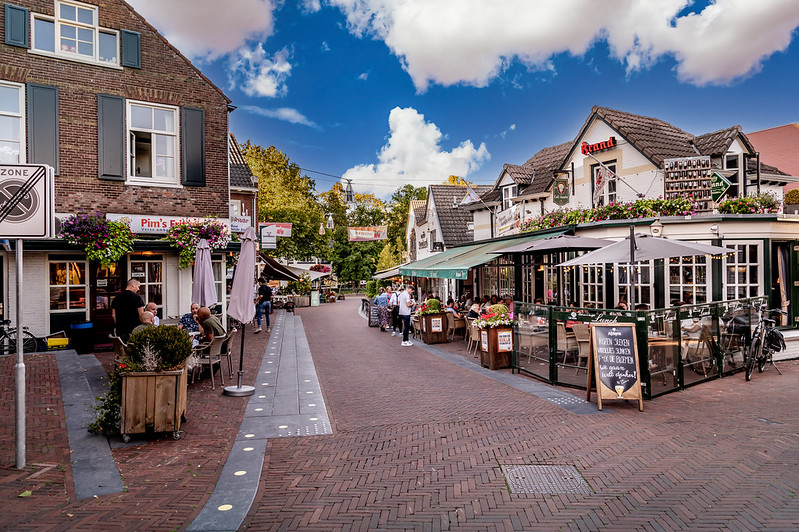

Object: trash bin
[69,321,94,354]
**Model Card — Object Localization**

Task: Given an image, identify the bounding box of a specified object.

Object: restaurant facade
[0,0,239,345]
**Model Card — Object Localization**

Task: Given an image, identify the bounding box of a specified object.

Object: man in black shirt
[111,278,145,342]
[254,277,272,333]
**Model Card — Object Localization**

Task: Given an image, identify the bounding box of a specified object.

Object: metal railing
[513,296,767,399]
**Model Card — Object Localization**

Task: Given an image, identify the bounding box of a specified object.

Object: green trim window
[616,261,653,306]
[668,255,708,305]
[723,242,761,300]
[580,265,604,307]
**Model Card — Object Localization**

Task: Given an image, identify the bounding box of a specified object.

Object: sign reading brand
[553,178,569,206]
[106,214,230,235]
[581,136,616,155]
[710,171,732,202]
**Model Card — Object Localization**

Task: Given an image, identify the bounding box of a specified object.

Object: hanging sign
[0,164,55,239]
[710,171,732,202]
[586,322,643,411]
[347,226,388,241]
[496,204,520,236]
[259,224,277,249]
[553,178,569,206]
[592,166,612,205]
[260,222,292,237]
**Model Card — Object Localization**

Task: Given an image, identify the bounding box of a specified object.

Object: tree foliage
[385,184,427,256]
[443,175,472,186]
[376,241,402,271]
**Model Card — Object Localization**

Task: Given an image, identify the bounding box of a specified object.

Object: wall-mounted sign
[0,164,55,239]
[260,224,277,249]
[553,178,570,206]
[586,323,643,411]
[260,222,292,238]
[663,156,713,212]
[496,204,520,236]
[581,136,616,155]
[710,171,732,202]
[106,214,231,235]
[348,226,388,241]
[230,215,251,233]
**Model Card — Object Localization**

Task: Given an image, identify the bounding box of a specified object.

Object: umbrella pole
[223,322,255,397]
[629,225,636,309]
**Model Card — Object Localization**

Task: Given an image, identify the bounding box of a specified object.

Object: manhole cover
[501,465,592,495]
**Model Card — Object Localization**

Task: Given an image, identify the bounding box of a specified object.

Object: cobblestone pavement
[243,298,799,531]
[0,298,797,531]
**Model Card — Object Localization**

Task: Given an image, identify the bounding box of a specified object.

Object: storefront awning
[400,231,564,279]
[284,264,331,281]
[259,255,300,281]
[372,264,406,280]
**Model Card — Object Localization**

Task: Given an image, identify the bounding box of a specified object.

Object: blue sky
[129,0,799,198]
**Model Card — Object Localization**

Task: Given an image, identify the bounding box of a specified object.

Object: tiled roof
[502,163,535,185]
[747,123,799,177]
[429,185,491,246]
[521,141,573,195]
[229,134,257,189]
[410,199,427,226]
[692,126,741,156]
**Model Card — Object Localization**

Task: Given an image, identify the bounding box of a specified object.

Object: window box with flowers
[475,304,515,370]
[162,220,234,269]
[60,212,134,267]
[416,298,448,344]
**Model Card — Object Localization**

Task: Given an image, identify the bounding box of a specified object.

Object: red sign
[581,136,616,155]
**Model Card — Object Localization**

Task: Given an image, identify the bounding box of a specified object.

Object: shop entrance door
[91,261,127,344]
[771,242,792,327]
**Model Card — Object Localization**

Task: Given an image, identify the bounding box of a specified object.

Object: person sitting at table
[615,300,629,310]
[490,295,499,305]
[196,306,225,343]
[480,295,491,311]
[444,299,462,318]
[131,311,155,336]
[502,295,514,314]
[144,302,160,325]
[466,303,481,319]
[178,303,200,333]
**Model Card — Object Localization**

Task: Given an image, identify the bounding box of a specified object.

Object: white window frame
[230,199,243,217]
[722,241,763,300]
[47,258,90,331]
[128,255,164,309]
[580,265,604,308]
[30,1,121,69]
[593,161,617,206]
[126,100,180,186]
[0,81,26,165]
[667,254,710,305]
[615,261,653,307]
[502,184,517,210]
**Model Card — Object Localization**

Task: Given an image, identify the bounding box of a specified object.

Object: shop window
[49,260,88,311]
[0,81,25,164]
[521,255,535,302]
[211,255,226,314]
[724,242,761,299]
[127,100,179,185]
[580,265,604,308]
[668,255,708,305]
[502,184,517,210]
[129,256,163,309]
[31,1,120,67]
[593,162,617,206]
[616,261,653,307]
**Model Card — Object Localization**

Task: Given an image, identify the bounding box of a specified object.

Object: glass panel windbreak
[514,303,551,381]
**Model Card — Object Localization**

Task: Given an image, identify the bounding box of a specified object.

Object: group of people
[372,285,418,346]
[111,278,225,345]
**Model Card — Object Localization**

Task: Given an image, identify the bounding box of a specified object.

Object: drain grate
[501,464,592,495]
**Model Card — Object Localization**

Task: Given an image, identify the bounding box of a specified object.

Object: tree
[385,184,427,256]
[376,241,402,271]
[242,141,326,260]
[442,175,472,186]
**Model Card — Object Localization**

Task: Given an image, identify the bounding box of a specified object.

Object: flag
[460,184,482,206]
[593,165,615,205]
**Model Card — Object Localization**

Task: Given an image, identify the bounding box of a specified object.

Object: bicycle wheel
[745,338,760,381]
[8,331,39,354]
[757,351,768,373]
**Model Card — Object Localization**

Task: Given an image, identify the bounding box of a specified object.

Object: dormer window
[502,184,517,210]
[31,1,120,67]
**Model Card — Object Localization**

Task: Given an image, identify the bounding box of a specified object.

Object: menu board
[369,302,379,327]
[586,323,643,411]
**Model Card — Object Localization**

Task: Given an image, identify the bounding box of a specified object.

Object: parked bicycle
[0,319,40,356]
[745,309,786,381]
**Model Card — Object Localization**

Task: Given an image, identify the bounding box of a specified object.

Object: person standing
[388,287,400,336]
[375,287,390,331]
[398,286,416,346]
[111,278,145,342]
[254,277,272,333]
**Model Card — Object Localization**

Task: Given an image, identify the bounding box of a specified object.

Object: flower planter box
[419,313,448,344]
[479,326,513,370]
[120,366,187,442]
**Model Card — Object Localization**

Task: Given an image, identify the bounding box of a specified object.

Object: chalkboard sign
[586,322,643,411]
[368,302,379,327]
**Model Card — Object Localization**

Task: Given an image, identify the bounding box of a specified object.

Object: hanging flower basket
[59,212,134,267]
[162,220,234,268]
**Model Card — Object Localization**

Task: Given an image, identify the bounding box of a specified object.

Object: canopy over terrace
[373,264,407,280]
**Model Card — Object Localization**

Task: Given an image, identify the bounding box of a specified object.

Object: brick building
[1,0,236,343]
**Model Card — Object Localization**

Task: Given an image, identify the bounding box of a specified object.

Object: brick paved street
[1,297,798,531]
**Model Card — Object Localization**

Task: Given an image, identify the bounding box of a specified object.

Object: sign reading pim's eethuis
[105,214,231,235]
[347,226,388,242]
[0,164,55,239]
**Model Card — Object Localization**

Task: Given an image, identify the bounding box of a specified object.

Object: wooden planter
[419,313,448,344]
[120,366,188,442]
[479,326,513,370]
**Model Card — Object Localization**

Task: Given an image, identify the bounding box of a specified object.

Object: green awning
[400,231,564,279]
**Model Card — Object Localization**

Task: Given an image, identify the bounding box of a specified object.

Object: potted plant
[90,326,192,441]
[162,219,234,269]
[60,212,134,267]
[475,303,515,370]
[417,298,448,344]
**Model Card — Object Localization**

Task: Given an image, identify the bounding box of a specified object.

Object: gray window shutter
[120,30,141,69]
[27,84,59,173]
[181,106,205,187]
[4,4,29,48]
[97,94,125,180]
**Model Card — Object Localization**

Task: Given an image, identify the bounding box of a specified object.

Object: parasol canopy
[191,239,217,308]
[227,227,257,324]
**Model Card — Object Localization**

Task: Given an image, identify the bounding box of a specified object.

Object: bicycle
[745,309,785,381]
[0,319,40,356]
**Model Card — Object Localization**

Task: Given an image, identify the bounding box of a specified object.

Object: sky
[127,0,799,199]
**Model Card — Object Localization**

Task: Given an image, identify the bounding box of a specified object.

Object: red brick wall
[231,191,258,226]
[0,0,230,218]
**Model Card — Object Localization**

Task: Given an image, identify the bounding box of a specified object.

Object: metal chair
[109,333,127,364]
[191,335,226,390]
[222,328,238,379]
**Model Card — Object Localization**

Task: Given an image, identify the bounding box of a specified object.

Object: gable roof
[229,134,257,189]
[413,199,428,226]
[747,123,799,177]
[521,141,573,195]
[429,185,491,246]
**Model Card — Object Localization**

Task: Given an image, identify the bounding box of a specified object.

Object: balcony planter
[120,366,187,442]
[479,326,513,370]
[419,313,448,344]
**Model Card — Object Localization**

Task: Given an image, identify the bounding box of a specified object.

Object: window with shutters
[31,1,120,67]
[127,100,179,186]
[0,81,25,164]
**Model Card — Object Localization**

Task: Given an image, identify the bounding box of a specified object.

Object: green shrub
[784,189,799,205]
[126,325,192,371]
[489,303,509,315]
[365,280,377,298]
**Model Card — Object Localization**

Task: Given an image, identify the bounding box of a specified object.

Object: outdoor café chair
[467,319,480,357]
[412,316,421,339]
[445,312,467,341]
[191,335,226,390]
[109,333,127,364]
[223,328,238,379]
[556,322,578,365]
[571,323,591,373]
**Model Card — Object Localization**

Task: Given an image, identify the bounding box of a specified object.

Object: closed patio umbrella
[191,239,217,308]
[224,226,257,397]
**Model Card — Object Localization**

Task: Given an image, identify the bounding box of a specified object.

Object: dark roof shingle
[229,134,257,189]
[430,185,490,246]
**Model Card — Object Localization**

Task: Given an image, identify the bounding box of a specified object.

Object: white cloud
[241,105,318,128]
[128,0,275,61]
[342,107,489,196]
[229,45,293,98]
[327,0,799,90]
[321,41,331,52]
[358,72,369,80]
[302,0,322,13]
[499,123,516,139]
